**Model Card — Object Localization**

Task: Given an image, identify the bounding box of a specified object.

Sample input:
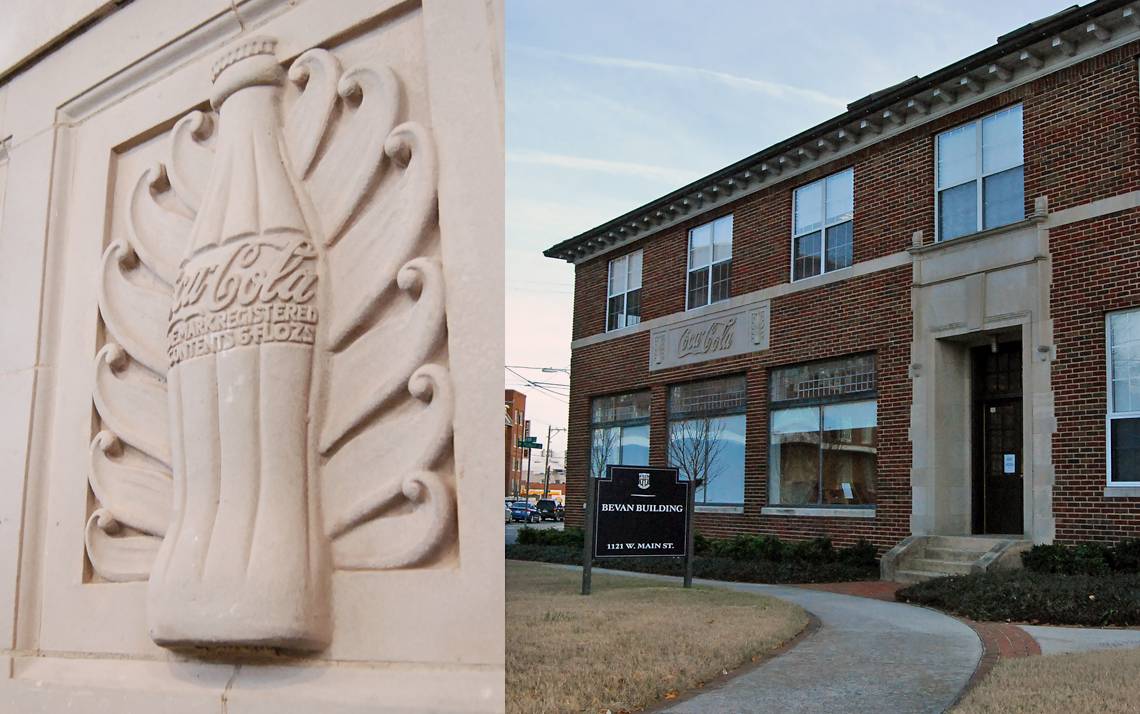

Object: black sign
[593,465,689,558]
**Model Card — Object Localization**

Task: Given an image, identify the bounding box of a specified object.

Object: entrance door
[971,342,1024,535]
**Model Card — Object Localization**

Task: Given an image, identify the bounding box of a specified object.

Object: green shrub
[1021,540,1138,575]
[785,537,834,564]
[515,526,584,548]
[506,544,581,564]
[506,531,881,585]
[897,570,1140,626]
[704,534,786,562]
[504,545,878,584]
[1109,538,1140,573]
[693,531,715,556]
[836,539,878,568]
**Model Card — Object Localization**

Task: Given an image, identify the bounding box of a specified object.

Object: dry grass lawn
[506,561,807,714]
[955,647,1140,713]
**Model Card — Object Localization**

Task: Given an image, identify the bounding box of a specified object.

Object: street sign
[517,439,542,449]
[592,465,689,558]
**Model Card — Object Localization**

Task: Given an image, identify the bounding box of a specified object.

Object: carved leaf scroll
[86,42,456,589]
[296,50,453,569]
[88,118,202,581]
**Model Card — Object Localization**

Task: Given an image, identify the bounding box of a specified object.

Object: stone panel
[0,0,503,710]
[649,299,770,371]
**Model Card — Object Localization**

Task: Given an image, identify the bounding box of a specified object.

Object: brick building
[505,389,528,497]
[545,1,1140,576]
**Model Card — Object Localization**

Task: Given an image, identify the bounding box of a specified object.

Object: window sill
[910,214,1045,255]
[694,505,744,515]
[683,298,732,316]
[761,506,876,519]
[1104,486,1140,498]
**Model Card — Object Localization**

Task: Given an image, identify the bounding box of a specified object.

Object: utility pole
[543,425,552,498]
[543,425,567,498]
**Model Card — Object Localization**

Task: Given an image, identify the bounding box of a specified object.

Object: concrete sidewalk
[581,567,982,714]
[1020,625,1140,655]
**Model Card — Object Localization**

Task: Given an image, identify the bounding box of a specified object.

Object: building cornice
[545,0,1138,265]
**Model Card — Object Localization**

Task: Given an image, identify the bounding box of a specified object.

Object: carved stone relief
[648,299,771,371]
[87,36,454,652]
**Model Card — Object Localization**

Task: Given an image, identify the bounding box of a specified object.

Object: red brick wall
[1050,207,1140,543]
[564,42,1140,549]
[505,390,527,496]
[565,265,912,550]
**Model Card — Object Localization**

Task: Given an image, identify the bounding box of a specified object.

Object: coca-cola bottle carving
[148,38,329,650]
[86,33,455,654]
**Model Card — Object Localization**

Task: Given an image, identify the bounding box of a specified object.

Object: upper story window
[792,168,853,281]
[936,104,1024,241]
[687,215,732,310]
[1108,309,1140,486]
[606,250,643,331]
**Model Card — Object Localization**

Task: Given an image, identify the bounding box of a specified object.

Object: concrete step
[894,569,951,585]
[923,547,986,563]
[927,535,1011,552]
[908,558,974,576]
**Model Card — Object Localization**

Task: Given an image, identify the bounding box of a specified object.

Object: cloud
[514,45,849,110]
[508,149,701,186]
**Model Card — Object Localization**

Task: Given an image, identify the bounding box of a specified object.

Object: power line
[505,366,569,403]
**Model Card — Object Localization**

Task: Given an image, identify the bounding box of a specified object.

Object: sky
[505,0,1077,456]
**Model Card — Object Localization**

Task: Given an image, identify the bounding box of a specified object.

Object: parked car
[509,501,541,523]
[535,499,564,521]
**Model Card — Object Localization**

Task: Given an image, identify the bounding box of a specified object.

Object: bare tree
[667,417,726,502]
[590,427,620,479]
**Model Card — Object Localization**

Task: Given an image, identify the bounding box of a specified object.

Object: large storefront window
[1108,309,1140,485]
[668,375,746,505]
[590,392,651,477]
[769,354,877,506]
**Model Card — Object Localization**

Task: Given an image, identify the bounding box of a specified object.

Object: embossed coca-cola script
[676,317,736,358]
[171,236,317,317]
[167,236,319,365]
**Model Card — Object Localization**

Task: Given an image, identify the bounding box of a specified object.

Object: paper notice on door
[1003,454,1016,474]
[841,482,853,499]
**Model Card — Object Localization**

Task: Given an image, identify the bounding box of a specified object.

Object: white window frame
[934,103,1024,242]
[790,168,854,281]
[606,249,642,332]
[685,214,733,311]
[1106,309,1140,487]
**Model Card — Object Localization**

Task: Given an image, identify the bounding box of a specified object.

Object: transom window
[668,375,747,506]
[607,250,642,332]
[792,168,853,281]
[687,215,732,310]
[769,354,877,507]
[591,392,651,477]
[936,104,1024,241]
[1108,309,1140,485]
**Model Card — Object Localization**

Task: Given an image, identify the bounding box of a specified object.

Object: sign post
[581,474,595,595]
[516,438,542,500]
[582,465,692,595]
[683,476,698,588]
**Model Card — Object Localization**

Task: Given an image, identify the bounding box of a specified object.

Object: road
[504,519,563,545]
